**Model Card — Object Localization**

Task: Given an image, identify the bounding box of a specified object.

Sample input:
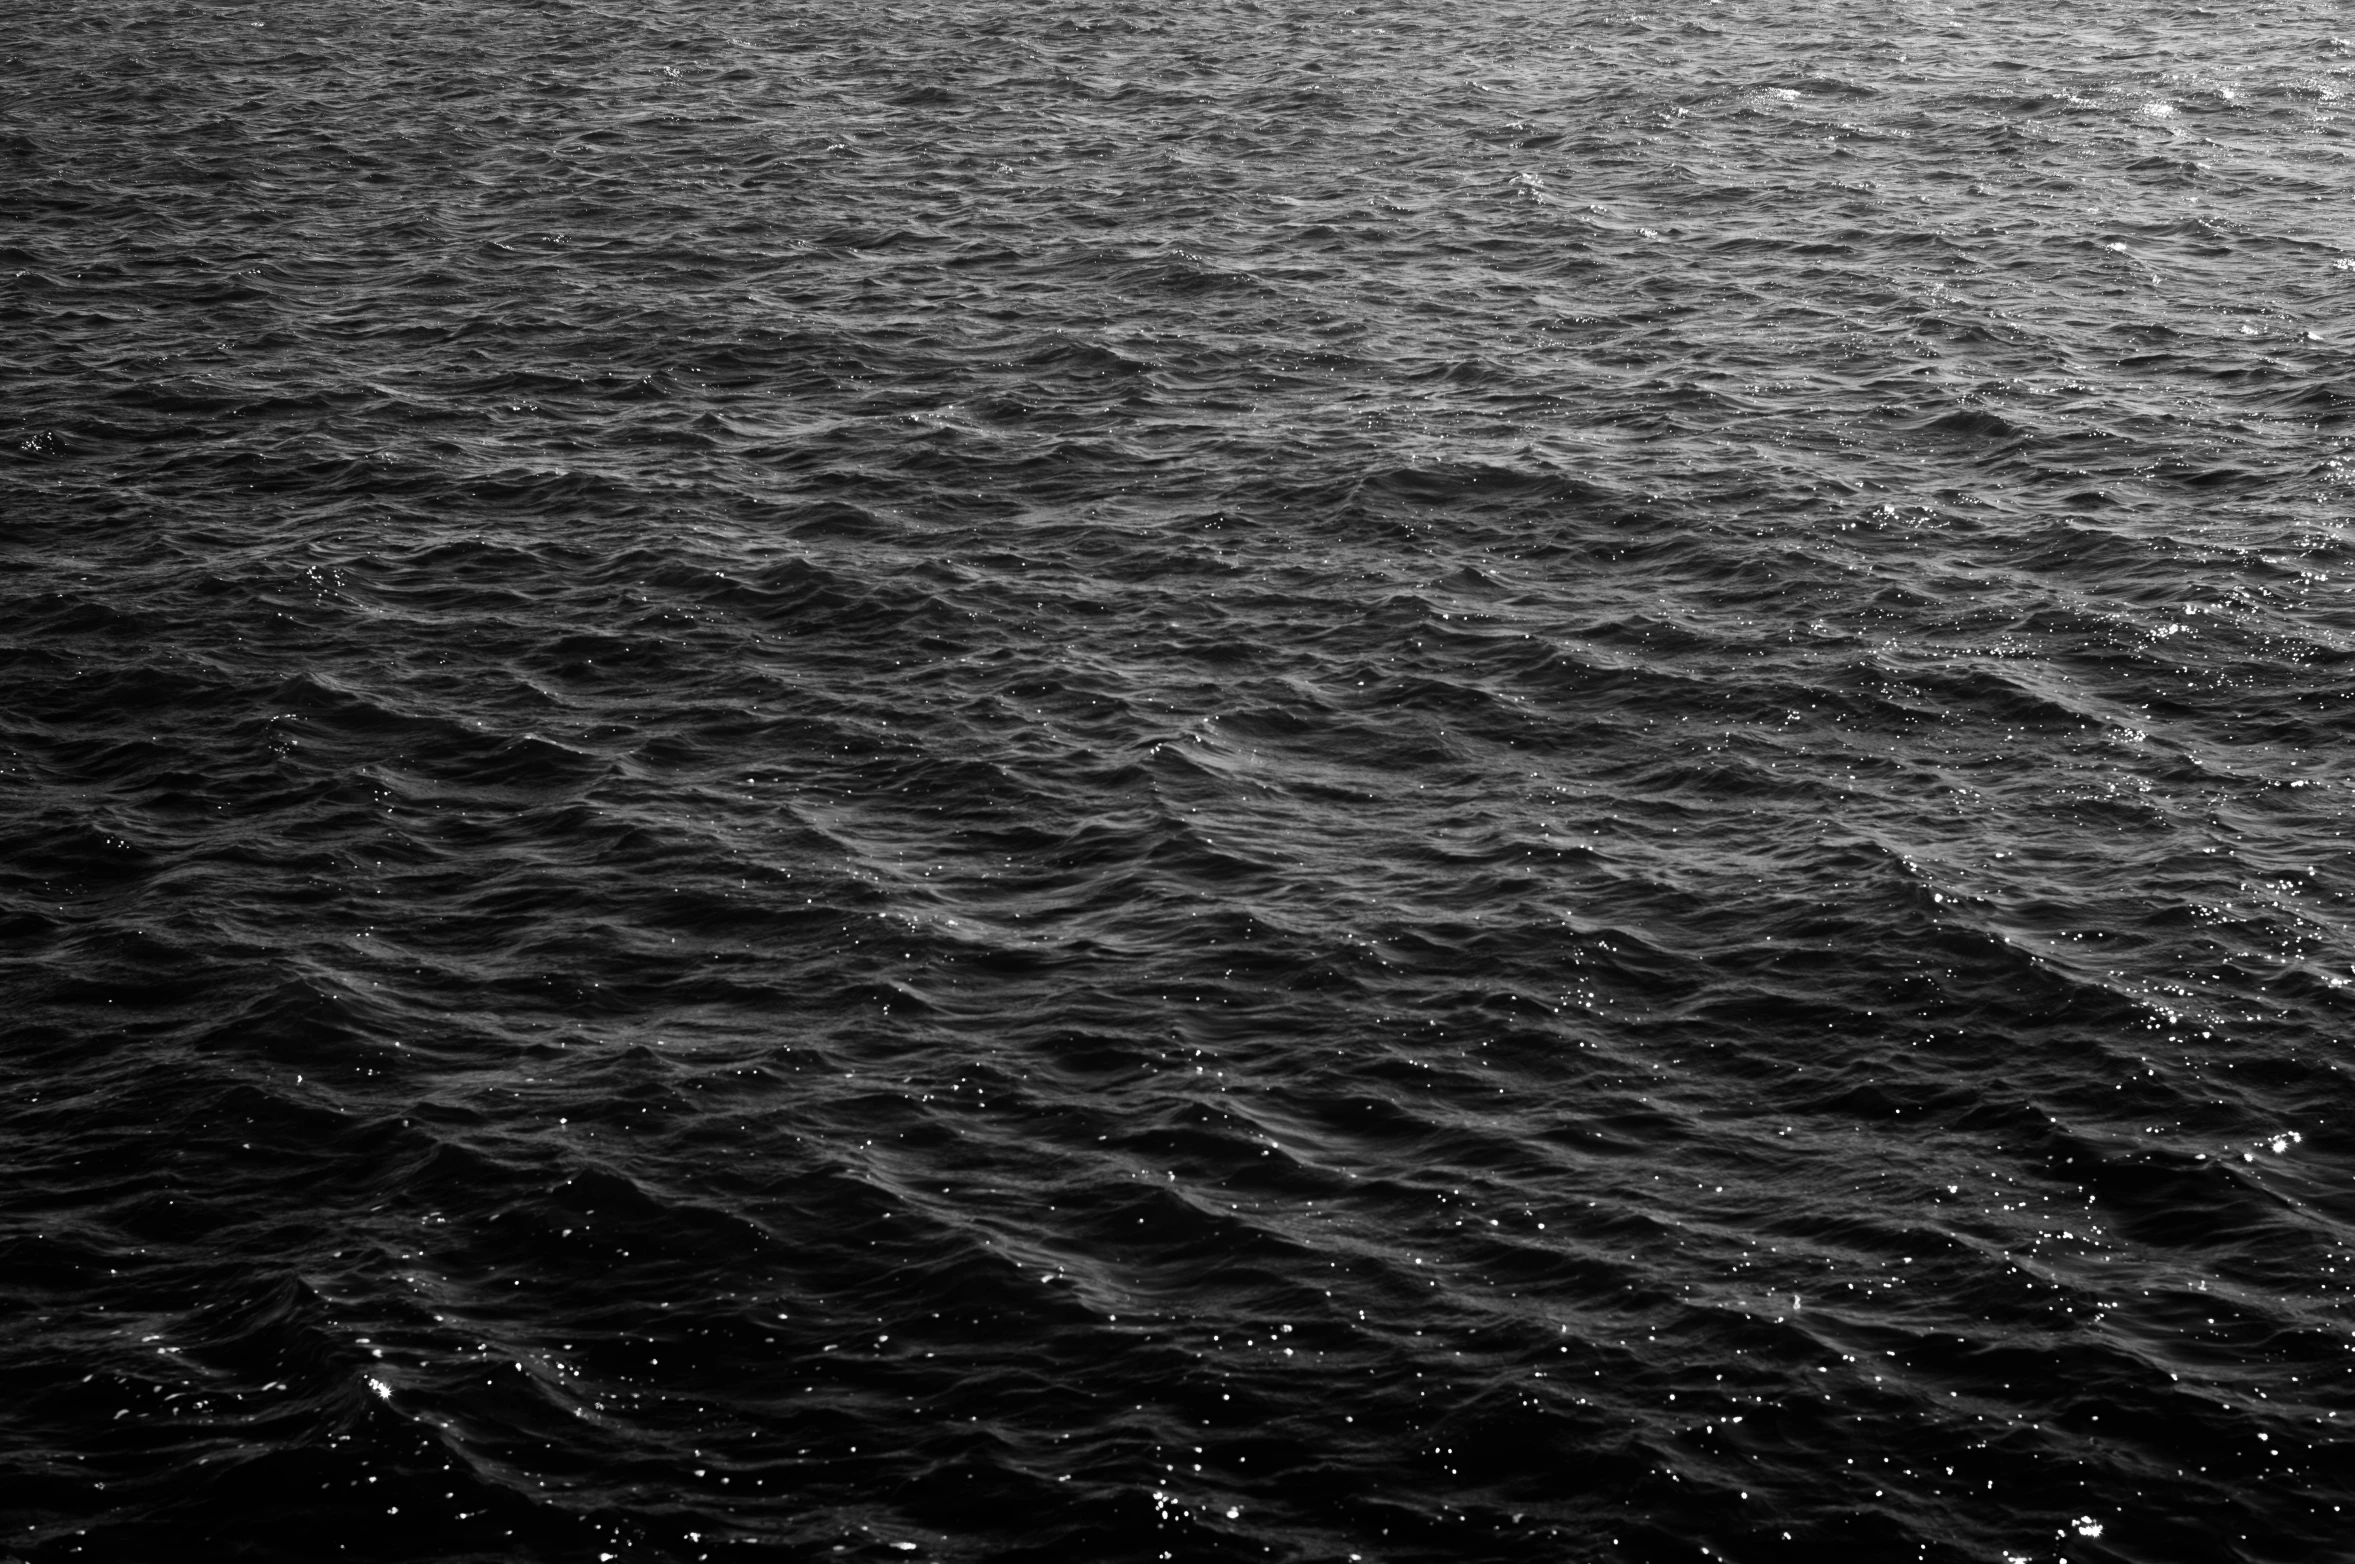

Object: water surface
[7,1,2355,1559]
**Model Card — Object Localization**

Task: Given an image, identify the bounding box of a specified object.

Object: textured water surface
[7,0,2355,1560]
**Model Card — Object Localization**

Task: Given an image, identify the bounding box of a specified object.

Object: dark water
[7,0,2355,1559]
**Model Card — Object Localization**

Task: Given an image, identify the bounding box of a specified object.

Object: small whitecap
[2140,101,2173,116]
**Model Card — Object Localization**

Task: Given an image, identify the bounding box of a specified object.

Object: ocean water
[6,0,2355,1559]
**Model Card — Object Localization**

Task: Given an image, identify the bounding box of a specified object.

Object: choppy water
[8,0,2355,1559]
